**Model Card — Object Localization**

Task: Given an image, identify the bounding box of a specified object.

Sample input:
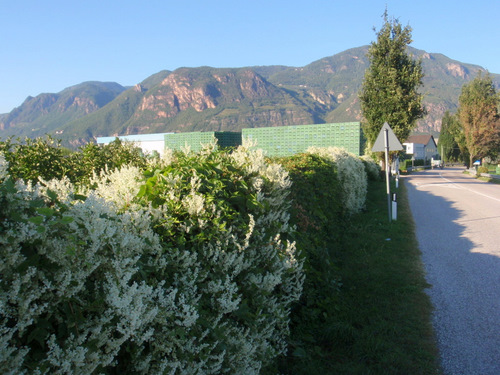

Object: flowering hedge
[360,155,382,181]
[0,144,303,374]
[0,136,146,184]
[306,147,368,214]
[273,153,344,371]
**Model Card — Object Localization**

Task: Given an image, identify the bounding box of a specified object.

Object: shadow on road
[403,171,500,375]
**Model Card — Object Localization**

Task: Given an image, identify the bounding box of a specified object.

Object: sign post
[384,128,391,221]
[371,122,403,221]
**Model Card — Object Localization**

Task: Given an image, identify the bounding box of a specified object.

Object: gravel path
[404,167,500,375]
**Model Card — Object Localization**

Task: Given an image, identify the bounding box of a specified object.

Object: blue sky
[1,0,499,114]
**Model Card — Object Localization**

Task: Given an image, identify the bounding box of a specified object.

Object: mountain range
[1,46,499,148]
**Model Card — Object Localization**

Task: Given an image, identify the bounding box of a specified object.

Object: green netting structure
[163,123,363,156]
[242,122,363,157]
[164,132,242,152]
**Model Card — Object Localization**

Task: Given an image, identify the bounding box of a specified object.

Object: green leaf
[28,216,44,225]
[29,199,45,209]
[65,247,76,256]
[73,194,87,201]
[137,184,147,198]
[27,326,49,349]
[57,216,74,225]
[46,188,58,202]
[3,178,17,193]
[36,207,55,217]
[17,252,41,273]
[293,347,307,358]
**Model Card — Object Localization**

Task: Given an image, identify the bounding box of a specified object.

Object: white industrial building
[96,133,172,156]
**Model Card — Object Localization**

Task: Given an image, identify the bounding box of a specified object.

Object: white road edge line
[439,171,500,203]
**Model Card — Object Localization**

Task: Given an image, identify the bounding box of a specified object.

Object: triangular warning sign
[371,122,403,152]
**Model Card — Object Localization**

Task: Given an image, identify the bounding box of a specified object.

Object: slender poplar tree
[359,11,426,152]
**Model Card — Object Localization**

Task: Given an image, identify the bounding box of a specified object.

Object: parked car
[431,157,443,169]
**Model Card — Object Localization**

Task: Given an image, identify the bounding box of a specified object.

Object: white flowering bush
[307,147,368,214]
[360,155,381,181]
[0,145,303,374]
[0,153,7,181]
[0,164,163,374]
[134,144,303,374]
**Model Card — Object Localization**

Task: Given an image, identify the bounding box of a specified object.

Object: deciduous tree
[359,11,426,153]
[439,111,467,163]
[458,72,500,167]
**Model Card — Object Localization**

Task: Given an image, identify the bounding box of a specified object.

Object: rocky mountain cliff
[0,82,127,137]
[1,46,498,148]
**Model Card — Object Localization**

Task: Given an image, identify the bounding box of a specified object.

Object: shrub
[399,159,412,171]
[0,136,76,183]
[275,154,344,371]
[0,164,161,374]
[360,155,381,181]
[399,158,426,170]
[307,147,368,214]
[78,139,147,182]
[133,144,304,373]
[0,137,148,186]
[0,144,303,374]
[478,165,489,174]
[275,153,342,237]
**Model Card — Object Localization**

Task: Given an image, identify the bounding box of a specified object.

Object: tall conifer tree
[359,11,425,152]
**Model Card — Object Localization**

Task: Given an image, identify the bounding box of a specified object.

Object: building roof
[405,135,437,147]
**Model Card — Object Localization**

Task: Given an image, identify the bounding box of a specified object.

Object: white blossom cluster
[0,153,7,181]
[0,145,304,374]
[130,144,304,374]
[1,164,163,374]
[307,147,368,214]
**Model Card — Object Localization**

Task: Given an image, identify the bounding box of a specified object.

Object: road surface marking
[438,172,500,203]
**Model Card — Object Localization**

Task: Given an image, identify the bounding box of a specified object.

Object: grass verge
[278,178,442,374]
[477,176,500,184]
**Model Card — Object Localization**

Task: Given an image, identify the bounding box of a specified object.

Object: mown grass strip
[277,178,442,375]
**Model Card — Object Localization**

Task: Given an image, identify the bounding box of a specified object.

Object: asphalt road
[403,167,500,375]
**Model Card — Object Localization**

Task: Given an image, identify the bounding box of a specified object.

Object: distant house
[403,135,438,160]
[96,132,172,157]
